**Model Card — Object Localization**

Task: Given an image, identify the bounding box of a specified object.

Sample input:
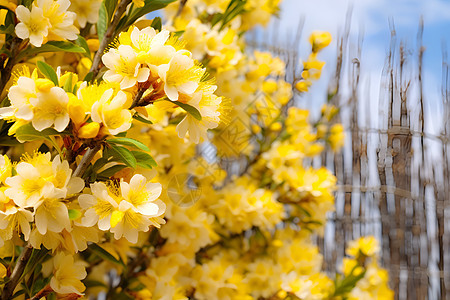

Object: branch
[89,0,132,80]
[72,144,102,178]
[175,0,188,19]
[1,244,33,300]
[129,87,147,110]
[27,284,52,300]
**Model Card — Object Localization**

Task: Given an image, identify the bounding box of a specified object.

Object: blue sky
[277,0,450,132]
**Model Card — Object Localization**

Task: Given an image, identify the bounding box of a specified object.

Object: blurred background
[248,0,450,299]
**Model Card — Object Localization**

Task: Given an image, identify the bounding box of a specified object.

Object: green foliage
[131,151,157,169]
[151,17,162,32]
[333,266,367,298]
[107,144,137,169]
[211,0,247,30]
[133,113,153,124]
[62,73,73,93]
[36,61,59,86]
[104,137,157,170]
[0,24,14,35]
[116,0,177,32]
[88,244,124,266]
[97,2,108,41]
[68,209,82,220]
[105,0,119,22]
[75,35,91,59]
[172,100,202,120]
[14,123,60,143]
[16,41,86,61]
[107,137,151,152]
[97,164,127,178]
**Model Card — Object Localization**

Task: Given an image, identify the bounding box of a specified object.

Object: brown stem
[27,284,52,300]
[129,87,147,110]
[89,0,132,80]
[1,244,33,300]
[175,0,188,19]
[72,144,102,178]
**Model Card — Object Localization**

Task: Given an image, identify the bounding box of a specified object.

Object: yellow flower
[42,252,87,295]
[0,0,17,11]
[90,89,132,136]
[79,174,165,243]
[329,123,345,151]
[295,80,311,92]
[132,0,145,7]
[157,51,204,101]
[68,0,102,28]
[176,85,222,143]
[347,236,381,258]
[37,0,79,41]
[14,5,50,47]
[0,155,12,184]
[102,45,150,89]
[30,86,70,132]
[309,31,332,52]
[78,122,100,139]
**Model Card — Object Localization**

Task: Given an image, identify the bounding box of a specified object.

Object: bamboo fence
[249,16,450,299]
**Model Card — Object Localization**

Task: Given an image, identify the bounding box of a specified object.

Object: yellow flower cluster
[0,0,393,299]
[295,31,332,93]
[15,0,78,47]
[342,236,394,299]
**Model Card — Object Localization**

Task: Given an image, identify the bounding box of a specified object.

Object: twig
[27,284,52,300]
[175,0,188,19]
[72,144,102,178]
[1,244,33,300]
[129,87,147,110]
[89,0,132,80]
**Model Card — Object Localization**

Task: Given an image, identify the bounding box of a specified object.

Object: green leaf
[68,209,82,220]
[218,0,247,31]
[107,137,150,152]
[131,151,157,169]
[4,10,14,28]
[150,17,162,32]
[0,136,20,146]
[11,289,25,299]
[92,157,109,172]
[83,71,94,82]
[75,35,91,59]
[89,244,123,266]
[15,123,59,143]
[21,0,33,9]
[104,0,118,21]
[172,101,202,120]
[16,41,86,61]
[98,164,127,178]
[84,280,107,288]
[62,72,73,92]
[133,113,153,125]
[173,30,185,38]
[0,24,14,35]
[211,13,223,27]
[97,2,108,41]
[108,145,137,169]
[36,61,59,86]
[118,0,177,31]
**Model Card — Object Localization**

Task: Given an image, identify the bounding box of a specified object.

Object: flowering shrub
[0,0,393,299]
